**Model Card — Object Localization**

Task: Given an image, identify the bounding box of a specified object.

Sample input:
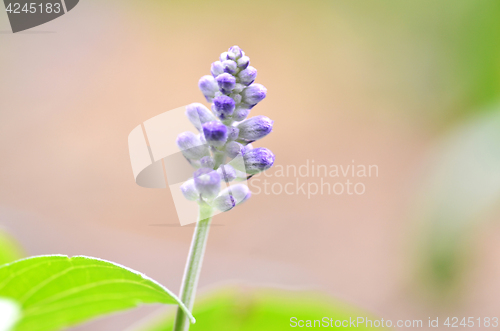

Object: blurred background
[1,0,500,329]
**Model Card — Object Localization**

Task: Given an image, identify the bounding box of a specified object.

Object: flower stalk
[173,203,213,331]
[173,46,276,330]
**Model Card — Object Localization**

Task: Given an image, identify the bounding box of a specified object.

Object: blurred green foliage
[414,105,500,297]
[0,229,24,266]
[137,286,381,331]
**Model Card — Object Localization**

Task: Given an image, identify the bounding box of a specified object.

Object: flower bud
[227,46,243,60]
[237,56,250,69]
[186,103,217,131]
[225,141,244,158]
[232,83,245,93]
[216,73,236,94]
[242,143,253,155]
[242,84,266,105]
[194,168,221,200]
[220,52,229,61]
[232,184,251,204]
[227,127,240,141]
[222,60,237,74]
[211,61,224,77]
[237,115,274,141]
[230,92,242,104]
[217,164,237,182]
[232,104,251,121]
[213,95,235,120]
[200,156,215,169]
[180,179,199,201]
[238,66,257,86]
[176,131,209,160]
[218,184,250,205]
[212,193,235,212]
[202,121,228,147]
[198,75,218,102]
[243,147,275,174]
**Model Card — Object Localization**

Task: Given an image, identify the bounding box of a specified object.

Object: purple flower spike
[243,147,275,174]
[237,56,250,69]
[222,60,237,74]
[211,61,224,77]
[237,115,274,141]
[202,121,228,147]
[213,95,236,120]
[242,83,267,105]
[194,168,221,200]
[186,103,216,131]
[216,73,236,94]
[238,66,257,86]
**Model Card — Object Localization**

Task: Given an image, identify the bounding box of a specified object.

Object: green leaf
[136,286,382,331]
[0,230,24,266]
[0,255,194,331]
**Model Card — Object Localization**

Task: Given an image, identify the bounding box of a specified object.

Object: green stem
[173,203,213,331]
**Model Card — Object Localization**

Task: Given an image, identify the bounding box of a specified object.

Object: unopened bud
[242,83,266,105]
[194,168,221,200]
[202,121,228,147]
[213,95,235,120]
[216,73,236,94]
[198,75,219,102]
[243,147,275,174]
[186,103,216,131]
[176,131,209,160]
[237,115,273,141]
[211,61,224,77]
[180,179,199,201]
[238,66,257,86]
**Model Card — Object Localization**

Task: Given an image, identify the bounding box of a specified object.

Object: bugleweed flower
[177,46,275,210]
